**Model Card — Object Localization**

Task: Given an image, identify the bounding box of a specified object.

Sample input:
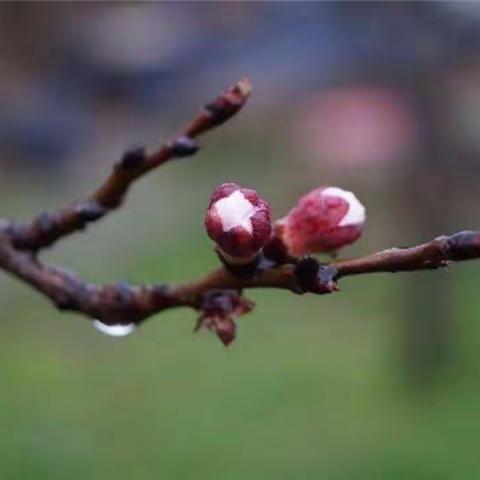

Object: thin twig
[5,77,252,252]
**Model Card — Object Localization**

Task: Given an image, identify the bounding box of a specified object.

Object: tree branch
[0,76,479,344]
[6,77,252,252]
[333,231,480,277]
[0,230,478,328]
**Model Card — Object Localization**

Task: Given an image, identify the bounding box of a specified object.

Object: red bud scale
[277,186,366,257]
[205,182,272,263]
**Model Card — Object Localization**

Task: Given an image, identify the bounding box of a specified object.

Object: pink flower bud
[278,186,366,256]
[205,182,272,262]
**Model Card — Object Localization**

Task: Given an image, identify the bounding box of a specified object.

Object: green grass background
[1,149,480,480]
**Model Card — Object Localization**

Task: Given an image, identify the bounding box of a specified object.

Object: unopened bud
[278,186,365,256]
[205,182,272,263]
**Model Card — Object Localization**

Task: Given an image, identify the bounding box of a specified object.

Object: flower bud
[277,186,365,256]
[205,182,272,263]
[194,290,255,346]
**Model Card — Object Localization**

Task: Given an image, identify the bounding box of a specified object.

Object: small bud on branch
[169,136,199,158]
[276,186,366,257]
[203,77,252,129]
[117,148,147,170]
[294,256,339,294]
[194,290,254,346]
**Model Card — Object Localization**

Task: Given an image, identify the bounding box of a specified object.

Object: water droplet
[92,320,136,337]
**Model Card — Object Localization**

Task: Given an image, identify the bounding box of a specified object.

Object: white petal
[214,190,255,233]
[322,187,366,227]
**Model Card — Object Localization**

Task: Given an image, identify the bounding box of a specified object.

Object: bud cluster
[205,183,366,265]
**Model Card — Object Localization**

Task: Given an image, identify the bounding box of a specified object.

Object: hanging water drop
[92,320,136,337]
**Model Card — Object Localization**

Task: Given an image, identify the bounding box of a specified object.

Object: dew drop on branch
[92,320,136,337]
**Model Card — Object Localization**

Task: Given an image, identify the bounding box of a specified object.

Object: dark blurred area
[2,3,480,479]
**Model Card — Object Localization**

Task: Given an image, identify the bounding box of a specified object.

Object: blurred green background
[2,2,480,478]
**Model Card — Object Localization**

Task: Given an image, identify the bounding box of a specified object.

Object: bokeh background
[1,2,480,478]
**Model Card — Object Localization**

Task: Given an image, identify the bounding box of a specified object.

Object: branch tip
[203,77,252,128]
[235,76,253,98]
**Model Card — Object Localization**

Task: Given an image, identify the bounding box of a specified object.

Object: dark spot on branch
[294,256,338,294]
[170,136,199,157]
[74,202,107,222]
[117,147,146,170]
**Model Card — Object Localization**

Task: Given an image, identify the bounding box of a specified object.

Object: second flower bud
[275,186,366,257]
